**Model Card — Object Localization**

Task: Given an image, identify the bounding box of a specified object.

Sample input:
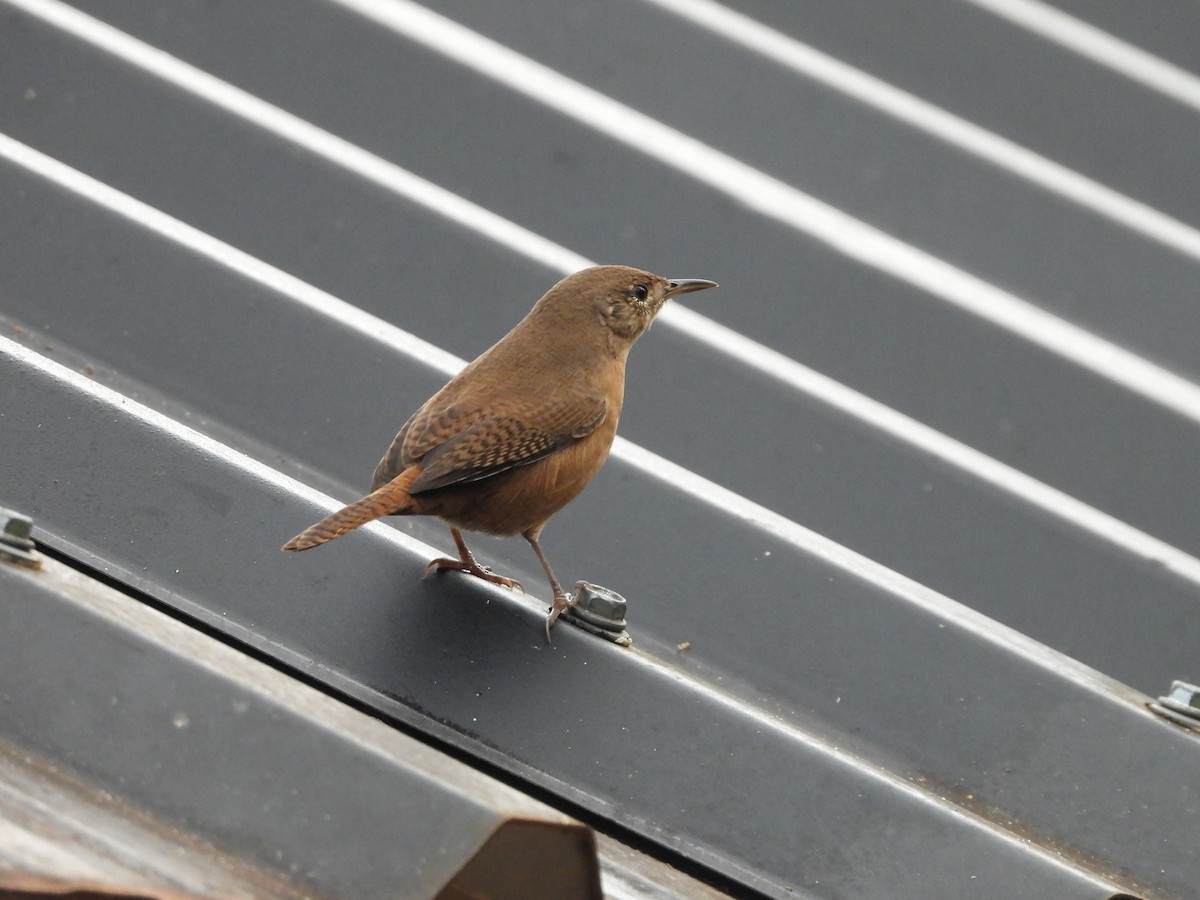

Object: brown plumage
[282,265,717,638]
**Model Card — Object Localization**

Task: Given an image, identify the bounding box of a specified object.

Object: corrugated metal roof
[1,556,604,899]
[2,1,1198,897]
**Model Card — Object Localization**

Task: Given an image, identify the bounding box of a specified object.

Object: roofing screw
[1149,681,1200,732]
[0,507,41,569]
[563,581,632,647]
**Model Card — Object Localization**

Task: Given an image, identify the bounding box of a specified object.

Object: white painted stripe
[660,306,1200,586]
[965,0,1200,114]
[0,138,469,378]
[1,0,588,278]
[4,129,1199,676]
[646,0,1200,263]
[321,0,1200,429]
[0,334,1134,893]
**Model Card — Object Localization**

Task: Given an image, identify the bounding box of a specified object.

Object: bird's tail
[282,467,420,552]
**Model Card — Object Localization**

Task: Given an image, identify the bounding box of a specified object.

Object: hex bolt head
[563,581,632,646]
[1149,680,1200,732]
[0,507,41,569]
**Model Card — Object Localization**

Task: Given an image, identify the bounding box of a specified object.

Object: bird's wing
[396,393,608,494]
[411,395,608,493]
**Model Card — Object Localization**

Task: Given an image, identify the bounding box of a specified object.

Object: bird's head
[542,265,717,346]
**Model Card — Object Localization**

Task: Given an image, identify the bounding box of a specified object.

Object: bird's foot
[423,555,523,592]
[544,591,576,642]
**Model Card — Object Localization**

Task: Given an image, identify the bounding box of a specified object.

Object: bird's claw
[423,556,522,591]
[543,592,576,642]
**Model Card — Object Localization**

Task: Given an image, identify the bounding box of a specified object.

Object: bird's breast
[410,410,619,537]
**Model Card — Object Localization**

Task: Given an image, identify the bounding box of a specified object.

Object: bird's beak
[664,278,719,299]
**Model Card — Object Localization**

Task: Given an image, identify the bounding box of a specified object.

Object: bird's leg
[424,527,522,592]
[524,528,574,641]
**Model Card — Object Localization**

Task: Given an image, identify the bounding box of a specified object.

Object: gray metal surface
[2,0,1198,897]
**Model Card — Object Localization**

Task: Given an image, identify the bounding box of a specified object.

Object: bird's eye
[631,284,649,301]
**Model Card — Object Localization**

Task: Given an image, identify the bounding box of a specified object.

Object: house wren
[282,265,717,638]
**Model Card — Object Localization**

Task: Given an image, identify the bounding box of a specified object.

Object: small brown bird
[282,265,717,638]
